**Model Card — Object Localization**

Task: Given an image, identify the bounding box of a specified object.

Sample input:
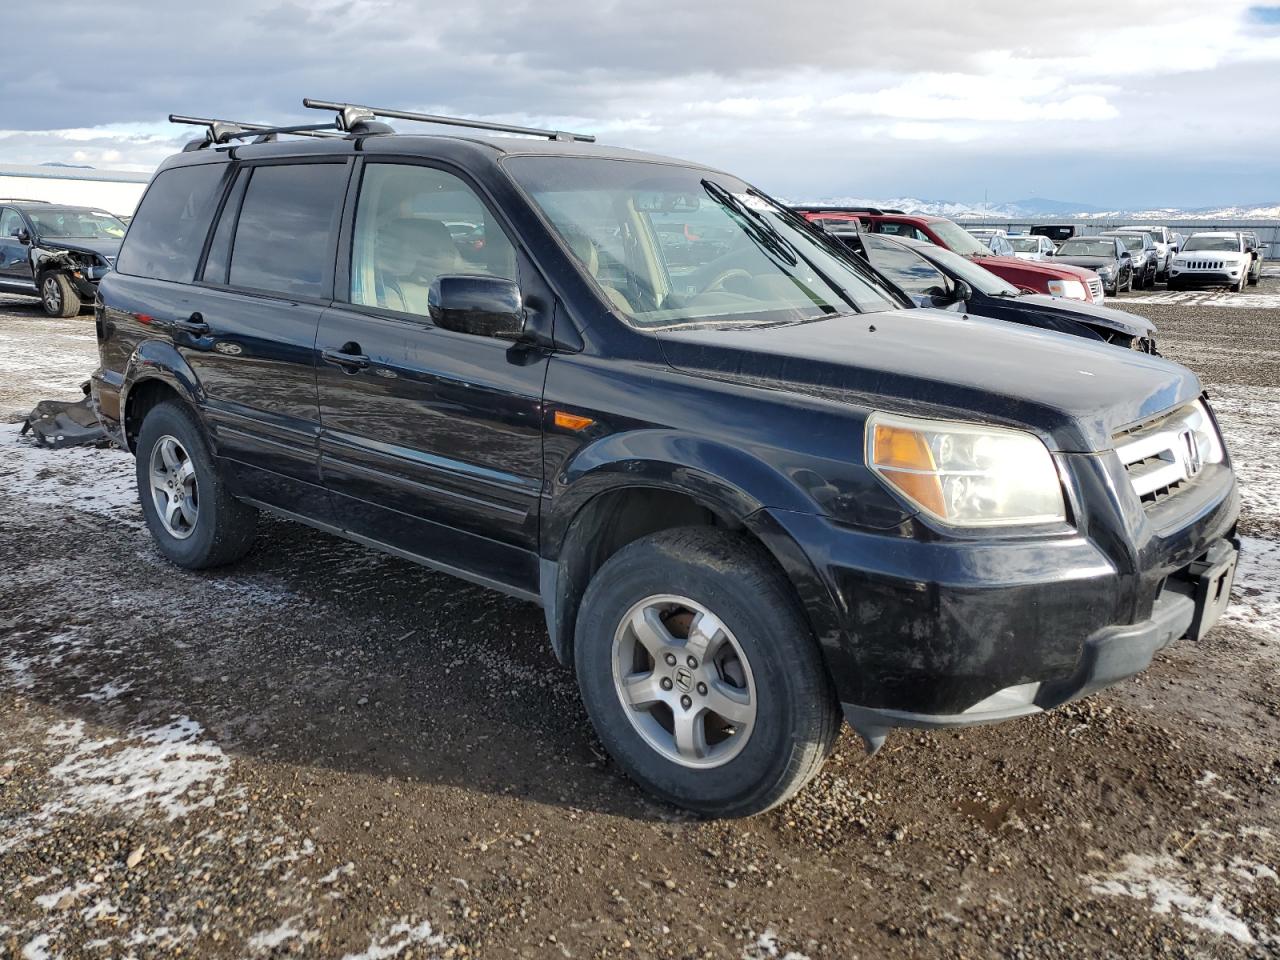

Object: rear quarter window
[115,164,227,282]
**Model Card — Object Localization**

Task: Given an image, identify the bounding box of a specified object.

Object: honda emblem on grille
[1180,430,1203,477]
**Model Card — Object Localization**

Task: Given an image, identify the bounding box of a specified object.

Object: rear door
[314,158,550,596]
[189,157,352,519]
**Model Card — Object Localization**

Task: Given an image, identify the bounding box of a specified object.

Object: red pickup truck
[797,208,1105,303]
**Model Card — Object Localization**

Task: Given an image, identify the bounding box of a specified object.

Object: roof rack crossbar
[301,98,596,143]
[169,114,345,149]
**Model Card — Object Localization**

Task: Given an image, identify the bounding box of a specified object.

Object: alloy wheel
[42,277,61,313]
[148,434,199,539]
[611,594,757,769]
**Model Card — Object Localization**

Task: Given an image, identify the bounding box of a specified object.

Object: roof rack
[170,114,349,152]
[302,98,596,143]
[791,205,905,216]
[0,198,51,204]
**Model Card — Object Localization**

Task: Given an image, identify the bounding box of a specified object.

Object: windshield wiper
[701,180,798,266]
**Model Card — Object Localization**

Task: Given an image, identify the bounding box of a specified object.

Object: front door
[0,207,34,290]
[315,159,549,596]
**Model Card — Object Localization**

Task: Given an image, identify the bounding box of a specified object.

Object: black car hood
[1008,293,1153,338]
[657,308,1197,452]
[35,237,121,259]
[1052,255,1116,270]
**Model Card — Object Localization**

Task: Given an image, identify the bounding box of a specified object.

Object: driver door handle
[173,312,210,336]
[322,343,370,371]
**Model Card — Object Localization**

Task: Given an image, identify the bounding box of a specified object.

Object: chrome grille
[1113,402,1222,507]
[1183,259,1223,270]
[1087,277,1104,301]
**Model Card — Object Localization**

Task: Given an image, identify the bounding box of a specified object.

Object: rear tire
[574,527,841,817]
[41,273,81,318]
[135,400,257,569]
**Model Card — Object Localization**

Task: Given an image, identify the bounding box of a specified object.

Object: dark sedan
[1051,236,1135,296]
[852,233,1155,351]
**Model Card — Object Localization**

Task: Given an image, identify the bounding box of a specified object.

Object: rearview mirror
[428,275,525,340]
[13,227,30,244]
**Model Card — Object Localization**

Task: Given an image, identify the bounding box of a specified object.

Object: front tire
[41,273,81,318]
[135,400,257,569]
[574,527,841,817]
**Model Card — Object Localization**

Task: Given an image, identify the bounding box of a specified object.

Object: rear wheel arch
[123,377,191,452]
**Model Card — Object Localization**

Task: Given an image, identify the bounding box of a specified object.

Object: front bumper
[1168,270,1241,289]
[763,461,1239,749]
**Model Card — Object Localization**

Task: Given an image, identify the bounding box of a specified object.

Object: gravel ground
[1,278,1278,960]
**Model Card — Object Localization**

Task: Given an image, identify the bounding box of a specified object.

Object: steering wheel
[698,268,752,297]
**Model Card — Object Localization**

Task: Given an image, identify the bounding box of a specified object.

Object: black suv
[0,200,126,316]
[92,102,1240,816]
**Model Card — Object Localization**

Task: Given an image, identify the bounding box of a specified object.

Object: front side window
[861,236,949,297]
[505,156,899,330]
[116,163,227,282]
[348,163,517,317]
[0,208,24,237]
[229,162,349,298]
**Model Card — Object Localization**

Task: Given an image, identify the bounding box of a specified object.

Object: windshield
[1058,239,1116,257]
[25,208,126,240]
[1007,237,1042,253]
[1182,236,1242,252]
[925,218,990,256]
[505,157,899,329]
[1110,235,1145,252]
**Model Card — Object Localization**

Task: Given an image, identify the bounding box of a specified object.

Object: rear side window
[228,163,348,298]
[115,164,226,282]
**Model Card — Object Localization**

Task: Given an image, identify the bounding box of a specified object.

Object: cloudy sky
[3,0,1278,208]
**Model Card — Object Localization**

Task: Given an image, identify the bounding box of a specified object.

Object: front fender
[543,429,817,558]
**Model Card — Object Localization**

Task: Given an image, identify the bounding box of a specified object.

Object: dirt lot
[1,278,1278,960]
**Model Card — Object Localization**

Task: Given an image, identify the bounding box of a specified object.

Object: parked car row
[77,101,1240,816]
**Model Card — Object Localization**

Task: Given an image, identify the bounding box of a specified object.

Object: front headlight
[1098,265,1115,276]
[1046,279,1087,300]
[867,413,1067,527]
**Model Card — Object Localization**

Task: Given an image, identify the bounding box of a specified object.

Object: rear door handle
[173,312,210,336]
[322,344,370,371]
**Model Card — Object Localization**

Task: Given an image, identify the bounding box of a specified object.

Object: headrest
[565,231,599,276]
[380,218,458,261]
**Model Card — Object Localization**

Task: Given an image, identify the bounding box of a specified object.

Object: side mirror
[428,275,525,340]
[1120,251,1131,260]
[951,279,974,303]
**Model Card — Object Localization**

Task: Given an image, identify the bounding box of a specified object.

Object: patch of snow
[248,917,316,953]
[79,679,134,703]
[1124,291,1280,309]
[743,928,811,960]
[0,422,141,527]
[341,921,449,960]
[1087,853,1257,944]
[45,715,228,821]
[21,934,54,960]
[318,861,356,884]
[34,881,97,910]
[1222,537,1280,636]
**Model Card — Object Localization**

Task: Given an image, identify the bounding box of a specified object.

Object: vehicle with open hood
[92,102,1240,816]
[0,200,125,316]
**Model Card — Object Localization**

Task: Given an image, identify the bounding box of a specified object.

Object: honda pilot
[92,101,1240,816]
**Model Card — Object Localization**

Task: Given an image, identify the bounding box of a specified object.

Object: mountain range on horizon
[791,195,1280,221]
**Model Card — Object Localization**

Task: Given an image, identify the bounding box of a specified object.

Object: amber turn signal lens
[554,410,594,431]
[872,423,937,471]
